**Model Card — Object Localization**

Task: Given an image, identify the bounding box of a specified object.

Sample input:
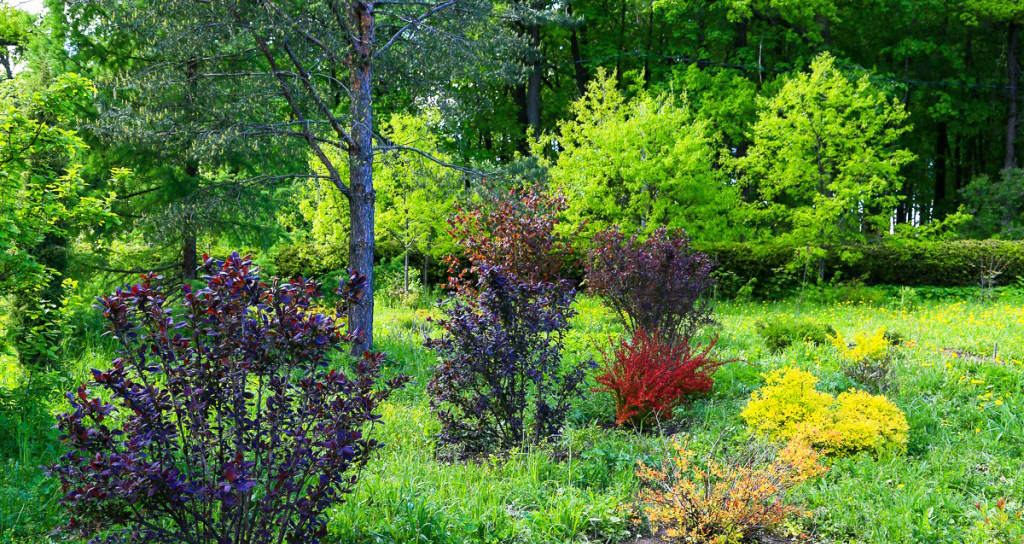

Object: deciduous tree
[734,53,915,279]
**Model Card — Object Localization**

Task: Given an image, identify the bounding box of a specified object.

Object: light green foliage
[0,74,117,367]
[543,69,747,243]
[736,53,915,258]
[374,111,460,261]
[670,64,758,152]
[0,2,34,77]
[961,0,1024,24]
[0,74,114,295]
[296,111,460,270]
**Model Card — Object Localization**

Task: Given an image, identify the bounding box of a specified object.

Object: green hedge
[702,240,1024,290]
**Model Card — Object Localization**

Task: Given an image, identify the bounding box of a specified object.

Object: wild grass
[3,288,1024,543]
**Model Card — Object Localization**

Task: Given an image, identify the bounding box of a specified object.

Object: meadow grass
[3,291,1024,543]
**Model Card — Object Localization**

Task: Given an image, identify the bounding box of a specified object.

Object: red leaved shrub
[594,330,727,427]
[446,184,578,288]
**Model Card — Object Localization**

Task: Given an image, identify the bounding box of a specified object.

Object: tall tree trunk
[182,160,199,281]
[348,0,376,357]
[0,51,12,80]
[404,213,410,296]
[933,123,948,218]
[815,14,830,46]
[935,122,948,218]
[423,236,430,290]
[182,225,197,280]
[526,21,542,140]
[567,1,587,97]
[1006,22,1020,170]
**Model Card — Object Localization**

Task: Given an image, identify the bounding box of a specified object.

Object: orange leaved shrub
[636,438,826,543]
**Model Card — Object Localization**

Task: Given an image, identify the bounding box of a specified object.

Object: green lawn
[3,294,1024,543]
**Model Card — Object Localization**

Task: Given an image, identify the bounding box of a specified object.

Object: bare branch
[377,0,462,56]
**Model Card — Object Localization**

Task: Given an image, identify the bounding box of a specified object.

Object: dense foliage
[447,185,577,286]
[544,70,745,243]
[0,74,115,367]
[47,253,408,544]
[586,227,715,344]
[6,1,1024,542]
[636,440,826,543]
[593,330,725,427]
[425,267,593,451]
[706,240,1024,294]
[756,318,837,354]
[741,367,909,456]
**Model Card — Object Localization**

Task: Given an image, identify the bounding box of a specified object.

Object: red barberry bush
[47,253,408,544]
[586,227,715,344]
[593,330,726,427]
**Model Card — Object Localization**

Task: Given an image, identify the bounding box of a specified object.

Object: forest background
[4,0,1024,364]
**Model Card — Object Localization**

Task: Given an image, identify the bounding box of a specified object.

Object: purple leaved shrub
[47,253,408,544]
[586,227,716,344]
[426,266,594,452]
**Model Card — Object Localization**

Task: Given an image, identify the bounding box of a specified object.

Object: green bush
[702,240,1024,293]
[756,318,836,354]
[273,242,339,279]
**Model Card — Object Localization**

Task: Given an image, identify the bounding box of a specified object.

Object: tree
[0,73,114,366]
[293,110,461,289]
[0,2,33,79]
[960,167,1024,239]
[70,0,506,356]
[734,53,915,279]
[544,69,747,244]
[963,0,1024,170]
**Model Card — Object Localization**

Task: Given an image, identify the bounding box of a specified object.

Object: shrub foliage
[447,185,577,286]
[593,330,726,427]
[426,266,593,451]
[756,318,836,354]
[636,439,825,542]
[47,253,408,544]
[741,367,908,456]
[586,227,715,344]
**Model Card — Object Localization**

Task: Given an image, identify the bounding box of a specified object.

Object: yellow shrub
[739,368,835,442]
[819,390,909,455]
[830,328,889,362]
[742,367,909,456]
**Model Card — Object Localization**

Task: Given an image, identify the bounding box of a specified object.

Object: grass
[3,289,1024,543]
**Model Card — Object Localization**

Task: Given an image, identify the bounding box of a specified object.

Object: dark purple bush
[47,253,408,544]
[425,266,594,452]
[586,227,716,344]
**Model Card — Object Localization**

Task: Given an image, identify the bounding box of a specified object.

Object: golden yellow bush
[741,367,909,456]
[739,368,835,442]
[819,390,909,455]
[830,328,890,362]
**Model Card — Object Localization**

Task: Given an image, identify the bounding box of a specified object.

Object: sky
[9,0,44,15]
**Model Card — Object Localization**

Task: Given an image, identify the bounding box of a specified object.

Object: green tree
[544,69,746,243]
[734,53,915,279]
[64,0,508,355]
[0,2,33,79]
[960,168,1024,239]
[294,111,461,288]
[0,73,115,366]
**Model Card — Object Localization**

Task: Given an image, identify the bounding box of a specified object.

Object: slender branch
[376,0,462,56]
[374,143,489,177]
